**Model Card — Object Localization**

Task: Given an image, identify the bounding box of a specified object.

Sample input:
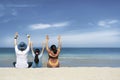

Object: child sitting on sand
[30,41,45,68]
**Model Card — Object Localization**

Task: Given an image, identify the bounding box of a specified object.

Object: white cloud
[29,22,69,30]
[52,22,69,27]
[0,4,17,22]
[98,19,119,28]
[6,4,36,8]
[61,30,120,47]
[30,24,51,30]
[108,20,118,24]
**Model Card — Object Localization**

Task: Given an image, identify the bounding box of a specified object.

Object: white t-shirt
[15,45,30,68]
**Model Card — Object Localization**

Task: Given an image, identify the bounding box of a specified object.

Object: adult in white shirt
[14,32,32,68]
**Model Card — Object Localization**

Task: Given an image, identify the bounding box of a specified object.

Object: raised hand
[58,35,61,41]
[27,34,30,38]
[46,35,49,40]
[14,32,18,39]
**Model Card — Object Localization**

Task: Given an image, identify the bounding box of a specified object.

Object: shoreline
[0,67,120,80]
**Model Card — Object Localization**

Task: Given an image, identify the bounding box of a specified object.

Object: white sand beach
[0,67,120,80]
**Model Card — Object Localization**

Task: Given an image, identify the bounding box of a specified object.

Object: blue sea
[0,48,120,67]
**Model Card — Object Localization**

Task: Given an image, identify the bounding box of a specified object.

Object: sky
[0,0,120,47]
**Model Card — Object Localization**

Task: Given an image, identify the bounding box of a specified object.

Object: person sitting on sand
[30,41,45,68]
[46,35,62,68]
[14,32,32,68]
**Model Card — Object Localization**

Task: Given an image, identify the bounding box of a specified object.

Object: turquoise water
[0,48,120,67]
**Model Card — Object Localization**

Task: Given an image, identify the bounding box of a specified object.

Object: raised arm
[38,41,45,58]
[30,41,35,57]
[46,35,50,52]
[24,34,31,53]
[14,32,20,53]
[41,41,45,54]
[57,35,62,52]
[27,34,31,47]
[14,32,18,46]
[46,35,61,57]
[51,35,61,57]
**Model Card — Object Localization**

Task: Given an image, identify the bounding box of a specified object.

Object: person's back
[30,42,45,68]
[14,32,31,68]
[15,43,29,68]
[45,35,61,68]
[32,55,42,68]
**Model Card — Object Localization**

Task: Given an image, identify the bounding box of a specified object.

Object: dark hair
[34,48,40,54]
[34,55,39,64]
[18,42,27,51]
[34,48,40,64]
[50,45,57,54]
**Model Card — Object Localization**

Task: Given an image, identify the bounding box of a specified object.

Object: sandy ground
[0,67,120,80]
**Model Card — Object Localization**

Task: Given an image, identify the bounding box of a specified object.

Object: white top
[31,51,43,67]
[15,45,30,68]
